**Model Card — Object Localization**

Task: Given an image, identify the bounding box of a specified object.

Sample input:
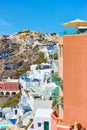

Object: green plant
[52,100,57,108]
[52,95,63,108]
[16,64,30,78]
[49,53,58,60]
[2,92,21,108]
[34,51,46,64]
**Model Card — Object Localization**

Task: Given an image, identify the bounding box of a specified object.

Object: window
[38,123,41,127]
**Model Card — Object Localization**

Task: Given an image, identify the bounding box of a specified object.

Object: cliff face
[0,31,58,79]
[0,38,46,79]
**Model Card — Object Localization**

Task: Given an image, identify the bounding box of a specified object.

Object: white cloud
[0,19,11,26]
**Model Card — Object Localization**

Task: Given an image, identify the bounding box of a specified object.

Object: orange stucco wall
[51,111,59,130]
[63,34,87,128]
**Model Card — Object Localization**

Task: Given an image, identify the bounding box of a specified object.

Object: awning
[62,18,87,27]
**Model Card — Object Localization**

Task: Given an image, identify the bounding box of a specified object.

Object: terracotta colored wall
[5,83,19,90]
[0,82,5,90]
[51,112,58,130]
[63,34,87,128]
[0,82,19,91]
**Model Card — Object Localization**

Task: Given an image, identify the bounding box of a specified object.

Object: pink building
[51,34,87,130]
[0,79,20,96]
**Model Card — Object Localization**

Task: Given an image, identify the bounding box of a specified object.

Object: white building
[28,108,53,130]
[19,63,53,90]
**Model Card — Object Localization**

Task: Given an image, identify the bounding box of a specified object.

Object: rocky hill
[0,30,59,79]
[0,38,46,79]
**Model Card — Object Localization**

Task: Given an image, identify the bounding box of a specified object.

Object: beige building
[58,36,63,80]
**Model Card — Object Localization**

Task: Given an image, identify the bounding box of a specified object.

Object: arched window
[6,92,10,96]
[12,92,16,96]
[0,92,4,96]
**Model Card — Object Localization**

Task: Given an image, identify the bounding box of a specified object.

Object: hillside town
[0,18,87,130]
[0,30,59,79]
[0,29,60,129]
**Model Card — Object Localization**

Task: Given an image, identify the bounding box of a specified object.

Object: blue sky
[0,0,87,35]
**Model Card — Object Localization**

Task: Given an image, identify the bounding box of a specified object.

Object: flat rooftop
[3,79,19,83]
[35,108,53,118]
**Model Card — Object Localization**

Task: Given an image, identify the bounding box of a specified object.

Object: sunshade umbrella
[62,19,87,27]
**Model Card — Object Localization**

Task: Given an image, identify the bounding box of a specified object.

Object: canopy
[9,118,17,124]
[62,19,87,27]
